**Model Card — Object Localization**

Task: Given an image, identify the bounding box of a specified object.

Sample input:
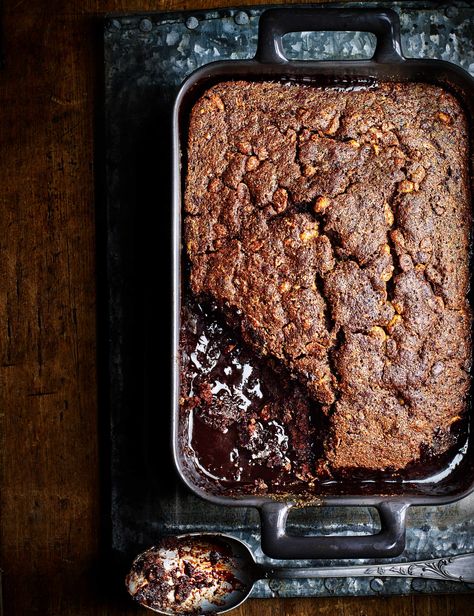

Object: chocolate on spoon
[125,534,254,615]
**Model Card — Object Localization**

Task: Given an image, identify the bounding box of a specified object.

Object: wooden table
[0,0,472,613]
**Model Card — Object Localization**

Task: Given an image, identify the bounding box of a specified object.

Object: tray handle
[260,501,409,560]
[256,8,405,64]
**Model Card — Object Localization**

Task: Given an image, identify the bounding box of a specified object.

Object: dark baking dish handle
[260,501,409,559]
[256,8,405,65]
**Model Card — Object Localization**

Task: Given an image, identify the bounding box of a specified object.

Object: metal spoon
[126,533,474,615]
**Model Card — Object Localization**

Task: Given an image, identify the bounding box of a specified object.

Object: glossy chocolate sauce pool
[179,300,469,497]
[179,300,327,495]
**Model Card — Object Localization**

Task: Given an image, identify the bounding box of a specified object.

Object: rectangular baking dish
[172,7,474,560]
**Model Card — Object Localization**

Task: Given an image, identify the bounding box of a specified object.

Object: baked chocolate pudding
[181,81,471,492]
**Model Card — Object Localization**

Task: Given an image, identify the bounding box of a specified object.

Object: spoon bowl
[125,533,257,615]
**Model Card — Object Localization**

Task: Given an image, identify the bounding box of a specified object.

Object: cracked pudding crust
[182,80,471,477]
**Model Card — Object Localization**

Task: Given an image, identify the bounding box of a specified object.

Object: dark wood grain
[0,0,472,614]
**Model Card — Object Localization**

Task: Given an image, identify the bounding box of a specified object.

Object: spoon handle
[264,554,474,584]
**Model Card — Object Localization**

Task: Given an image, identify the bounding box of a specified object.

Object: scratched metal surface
[104,2,474,598]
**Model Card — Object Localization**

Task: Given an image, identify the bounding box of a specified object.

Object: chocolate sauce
[179,300,325,495]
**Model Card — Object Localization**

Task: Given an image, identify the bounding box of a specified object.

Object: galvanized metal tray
[104,1,474,598]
